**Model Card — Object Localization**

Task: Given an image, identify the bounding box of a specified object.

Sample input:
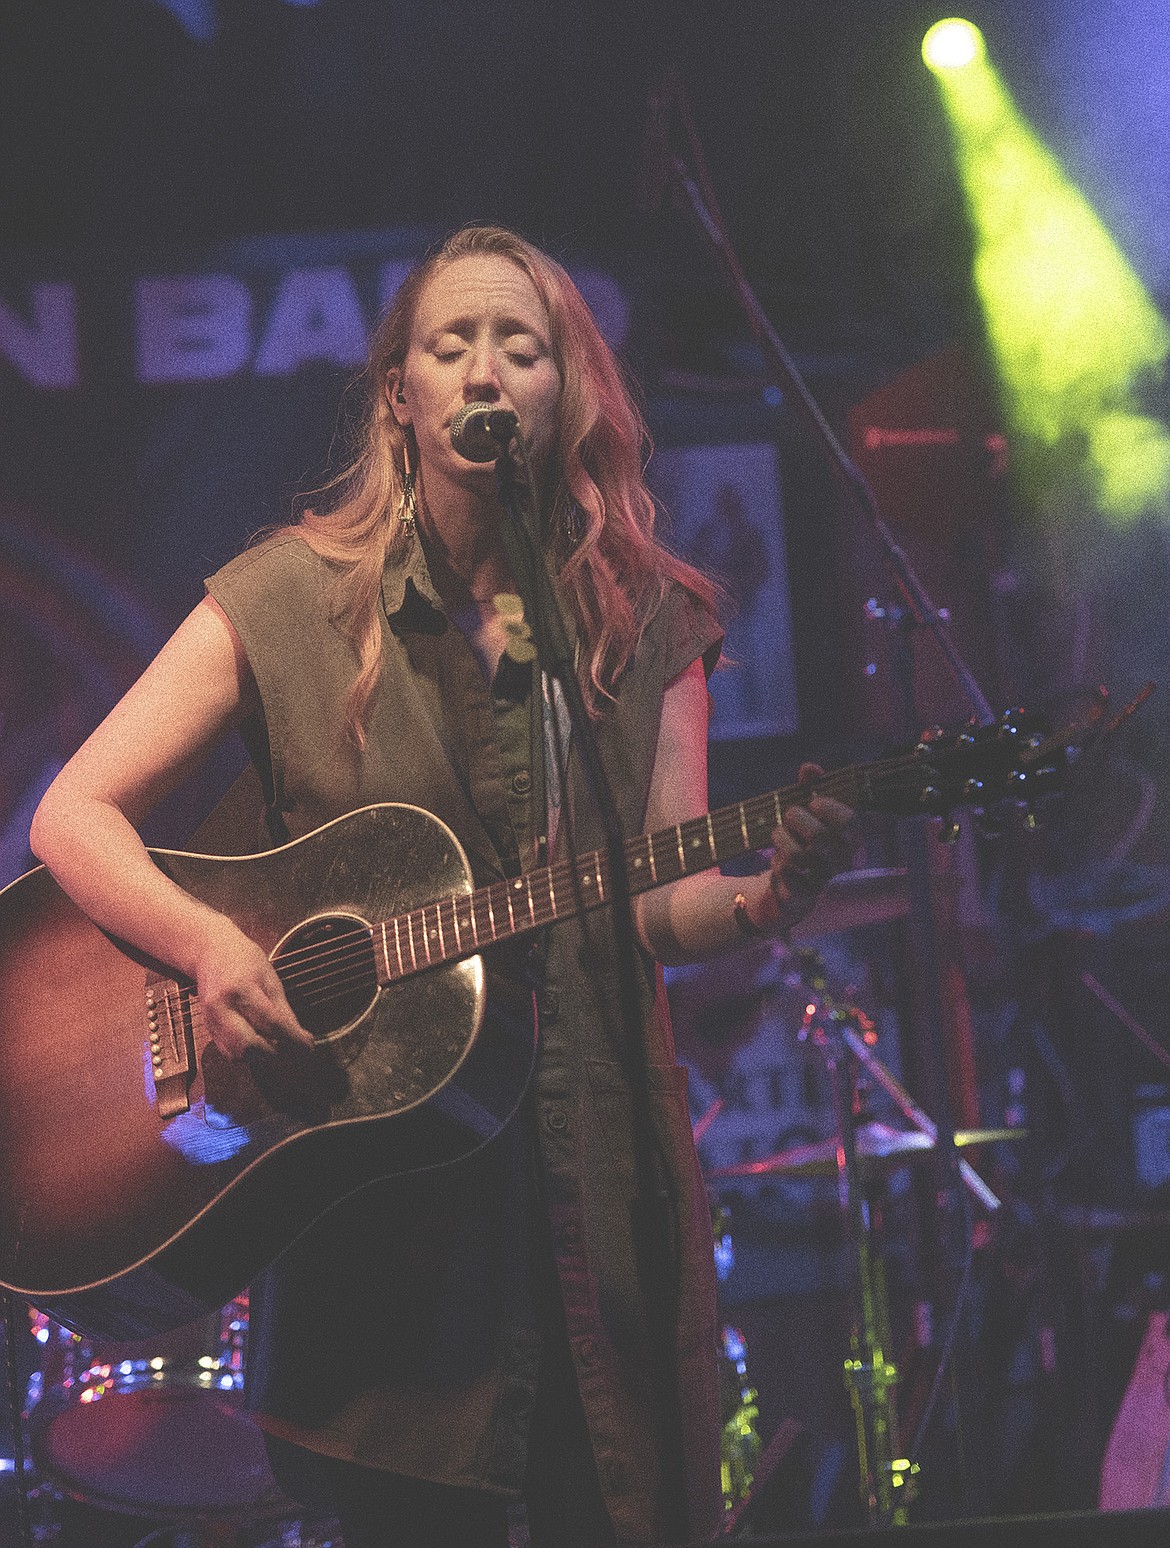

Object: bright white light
[923,18,986,71]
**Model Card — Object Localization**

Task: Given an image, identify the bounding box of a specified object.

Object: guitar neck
[371,756,910,983]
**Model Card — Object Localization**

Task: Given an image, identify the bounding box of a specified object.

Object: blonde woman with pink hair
[32,227,855,1546]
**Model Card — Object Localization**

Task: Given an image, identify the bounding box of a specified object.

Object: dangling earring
[396,442,417,533]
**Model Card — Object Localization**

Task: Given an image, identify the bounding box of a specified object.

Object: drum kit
[14,1295,336,1546]
[687,945,1024,1534]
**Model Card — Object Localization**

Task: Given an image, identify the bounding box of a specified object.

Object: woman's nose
[464,344,502,399]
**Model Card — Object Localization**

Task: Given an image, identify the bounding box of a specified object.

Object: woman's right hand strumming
[188,915,314,1060]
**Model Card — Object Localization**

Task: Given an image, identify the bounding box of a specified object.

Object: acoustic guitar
[0,716,1062,1338]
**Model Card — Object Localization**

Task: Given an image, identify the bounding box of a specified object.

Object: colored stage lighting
[922,18,985,72]
[927,20,1170,523]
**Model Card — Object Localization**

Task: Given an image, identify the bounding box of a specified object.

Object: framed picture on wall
[651,440,798,740]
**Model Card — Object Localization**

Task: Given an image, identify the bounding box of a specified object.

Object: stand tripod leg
[825,1048,918,1527]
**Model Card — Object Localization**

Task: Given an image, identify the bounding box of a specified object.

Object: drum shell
[28,1298,286,1518]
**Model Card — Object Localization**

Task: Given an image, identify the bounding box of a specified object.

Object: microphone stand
[490,444,689,1543]
[657,84,997,1518]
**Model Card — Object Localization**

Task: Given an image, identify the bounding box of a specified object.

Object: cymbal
[707,1122,1025,1179]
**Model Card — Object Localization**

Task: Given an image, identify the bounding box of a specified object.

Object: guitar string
[259,753,940,1001]
[230,734,1044,1005]
[264,747,925,996]
[172,745,1030,1026]
[154,743,1034,1077]
[265,752,962,999]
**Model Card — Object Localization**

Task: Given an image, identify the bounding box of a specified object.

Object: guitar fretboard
[371,761,892,983]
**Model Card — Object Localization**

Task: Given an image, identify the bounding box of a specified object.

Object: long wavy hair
[290,225,718,745]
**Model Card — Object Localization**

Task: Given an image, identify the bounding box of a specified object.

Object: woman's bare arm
[631,660,865,965]
[30,597,310,1056]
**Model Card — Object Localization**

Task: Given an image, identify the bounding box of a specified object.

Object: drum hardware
[718,1322,763,1514]
[695,947,1018,1529]
[709,1200,764,1516]
[26,1295,292,1522]
[794,961,1014,1527]
[708,1123,1023,1181]
[802,982,918,1529]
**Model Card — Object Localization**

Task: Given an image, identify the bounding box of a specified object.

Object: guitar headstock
[866,684,1155,830]
[865,709,1066,826]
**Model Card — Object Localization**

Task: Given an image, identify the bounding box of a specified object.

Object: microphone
[450,402,519,462]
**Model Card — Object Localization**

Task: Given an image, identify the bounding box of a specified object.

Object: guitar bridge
[145,973,196,1118]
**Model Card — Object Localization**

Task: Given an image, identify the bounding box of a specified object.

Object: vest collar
[380,534,447,634]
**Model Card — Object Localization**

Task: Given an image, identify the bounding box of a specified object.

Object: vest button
[545,1108,569,1133]
[512,770,532,795]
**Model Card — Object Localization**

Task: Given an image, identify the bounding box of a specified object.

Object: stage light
[928,22,1170,523]
[922,18,984,72]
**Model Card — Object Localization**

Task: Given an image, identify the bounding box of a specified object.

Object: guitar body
[0,804,537,1338]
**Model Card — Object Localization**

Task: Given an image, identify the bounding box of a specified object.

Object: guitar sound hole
[273,915,378,1038]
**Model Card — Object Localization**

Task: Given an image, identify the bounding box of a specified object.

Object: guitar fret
[406,911,419,971]
[358,748,949,991]
[629,838,643,882]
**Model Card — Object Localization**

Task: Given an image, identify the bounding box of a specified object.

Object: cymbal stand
[809,1010,917,1528]
[836,1022,1001,1216]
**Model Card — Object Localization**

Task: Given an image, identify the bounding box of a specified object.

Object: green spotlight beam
[927,21,1170,523]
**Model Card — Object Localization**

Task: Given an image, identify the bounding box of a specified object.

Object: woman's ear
[386,372,410,426]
